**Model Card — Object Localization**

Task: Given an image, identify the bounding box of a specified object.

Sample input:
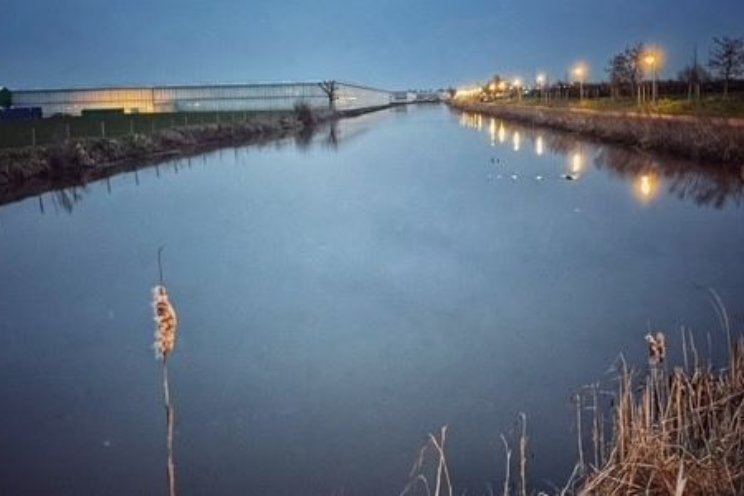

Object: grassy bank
[503,95,744,119]
[0,110,297,150]
[0,113,304,206]
[451,100,744,165]
[0,104,392,206]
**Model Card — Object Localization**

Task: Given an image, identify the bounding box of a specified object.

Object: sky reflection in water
[0,105,742,495]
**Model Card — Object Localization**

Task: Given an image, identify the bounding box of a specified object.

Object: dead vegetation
[576,332,744,495]
[402,308,744,495]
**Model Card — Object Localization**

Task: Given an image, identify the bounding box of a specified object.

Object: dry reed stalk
[518,413,527,496]
[428,426,453,496]
[399,431,450,496]
[152,246,178,496]
[575,393,585,474]
[499,434,511,496]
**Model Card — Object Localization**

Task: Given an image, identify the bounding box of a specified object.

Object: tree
[318,81,338,110]
[708,36,744,98]
[607,53,630,99]
[624,43,645,104]
[606,43,644,100]
[678,46,709,101]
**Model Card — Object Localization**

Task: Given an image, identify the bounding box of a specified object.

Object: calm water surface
[1,105,743,495]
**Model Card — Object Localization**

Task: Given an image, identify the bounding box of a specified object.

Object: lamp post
[536,74,546,103]
[513,79,522,101]
[644,54,657,104]
[573,65,587,101]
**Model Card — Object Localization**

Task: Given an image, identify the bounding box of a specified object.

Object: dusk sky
[3,0,743,91]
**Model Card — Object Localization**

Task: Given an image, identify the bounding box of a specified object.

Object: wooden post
[101,121,106,138]
[31,127,37,147]
[130,119,135,135]
[65,123,71,140]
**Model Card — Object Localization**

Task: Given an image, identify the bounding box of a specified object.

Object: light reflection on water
[0,105,743,496]
[457,110,744,209]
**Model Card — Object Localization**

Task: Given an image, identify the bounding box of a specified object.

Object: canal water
[1,105,742,495]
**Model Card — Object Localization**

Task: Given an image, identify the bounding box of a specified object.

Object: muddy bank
[451,101,744,165]
[0,106,390,206]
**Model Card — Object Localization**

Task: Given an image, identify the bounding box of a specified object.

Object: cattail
[152,284,178,359]
[645,332,666,366]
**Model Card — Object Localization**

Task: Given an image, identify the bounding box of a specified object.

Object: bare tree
[319,81,338,111]
[708,36,744,98]
[678,47,710,101]
[607,53,630,99]
[606,43,644,101]
[625,43,645,104]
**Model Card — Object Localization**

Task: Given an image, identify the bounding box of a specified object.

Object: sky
[2,0,743,91]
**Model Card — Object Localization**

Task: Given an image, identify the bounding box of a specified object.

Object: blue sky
[2,0,743,90]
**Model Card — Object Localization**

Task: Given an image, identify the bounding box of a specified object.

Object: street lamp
[513,78,522,101]
[536,74,546,102]
[642,50,661,104]
[573,64,588,101]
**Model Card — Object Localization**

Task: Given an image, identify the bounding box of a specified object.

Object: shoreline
[0,105,392,207]
[450,101,744,166]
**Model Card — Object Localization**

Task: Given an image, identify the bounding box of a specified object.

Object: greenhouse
[10,81,392,116]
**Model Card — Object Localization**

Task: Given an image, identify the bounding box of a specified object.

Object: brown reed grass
[578,336,744,495]
[400,327,743,495]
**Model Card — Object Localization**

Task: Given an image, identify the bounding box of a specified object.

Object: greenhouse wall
[10,82,392,116]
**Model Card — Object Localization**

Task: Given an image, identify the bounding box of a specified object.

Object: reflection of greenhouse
[11,81,392,116]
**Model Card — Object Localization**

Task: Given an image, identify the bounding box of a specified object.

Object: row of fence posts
[27,111,258,148]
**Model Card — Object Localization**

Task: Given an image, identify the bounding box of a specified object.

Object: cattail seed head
[152,285,178,359]
[645,332,666,366]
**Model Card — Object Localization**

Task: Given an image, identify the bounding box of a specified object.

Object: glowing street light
[512,78,523,101]
[536,73,547,102]
[642,47,663,104]
[573,63,588,101]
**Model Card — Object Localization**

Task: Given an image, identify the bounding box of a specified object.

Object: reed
[578,334,744,495]
[152,246,178,496]
[399,426,453,496]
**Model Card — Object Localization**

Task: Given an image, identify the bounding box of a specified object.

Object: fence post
[184,115,188,126]
[31,127,37,148]
[130,119,134,135]
[100,121,106,138]
[65,122,71,140]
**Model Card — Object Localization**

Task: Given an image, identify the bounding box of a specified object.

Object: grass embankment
[0,112,304,205]
[0,103,379,205]
[510,95,744,119]
[451,99,744,166]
